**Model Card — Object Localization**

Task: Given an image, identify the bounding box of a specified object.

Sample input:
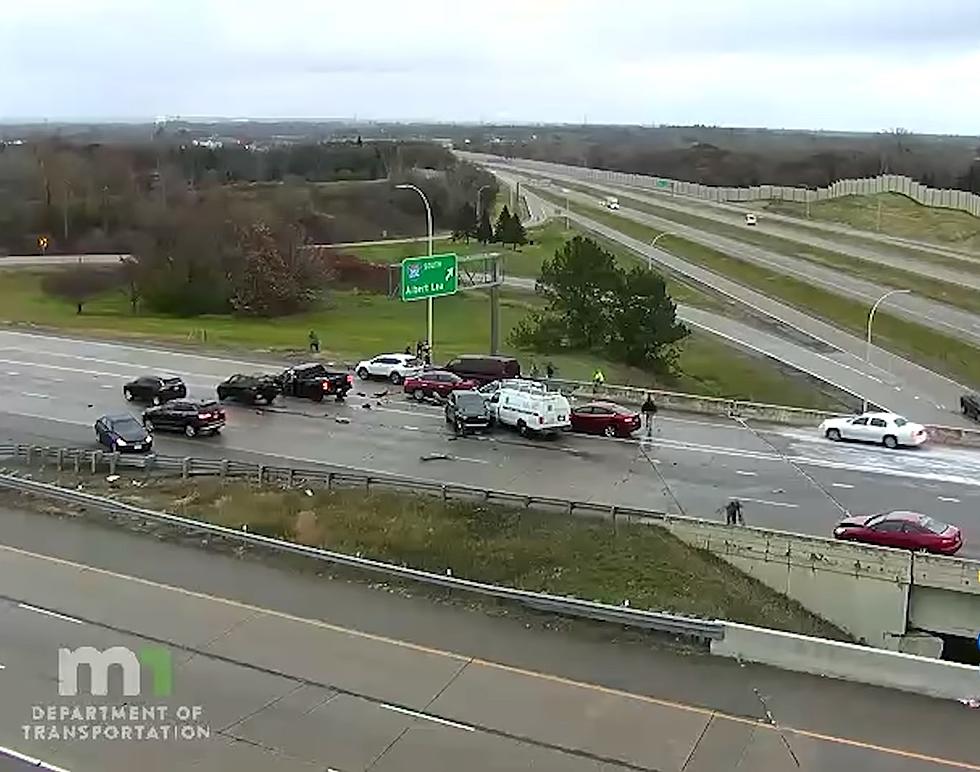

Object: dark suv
[962,393,980,422]
[94,414,153,453]
[277,363,354,402]
[444,355,520,385]
[123,375,187,405]
[143,399,226,438]
[217,373,280,404]
[445,390,493,435]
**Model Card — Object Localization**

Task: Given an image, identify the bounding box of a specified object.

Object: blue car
[94,414,153,453]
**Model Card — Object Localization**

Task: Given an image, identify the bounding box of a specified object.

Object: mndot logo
[58,646,172,698]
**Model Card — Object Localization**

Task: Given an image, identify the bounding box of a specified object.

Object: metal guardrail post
[26,446,34,466]
[256,464,265,485]
[441,484,447,502]
[72,450,81,474]
[220,459,229,479]
[365,476,371,493]
[55,448,64,471]
[90,451,100,474]
[181,458,190,479]
[108,454,117,475]
[287,468,295,487]
[326,472,333,490]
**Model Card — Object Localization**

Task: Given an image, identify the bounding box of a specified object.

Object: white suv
[355,353,424,384]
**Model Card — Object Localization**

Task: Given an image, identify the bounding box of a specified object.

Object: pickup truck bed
[278,363,354,402]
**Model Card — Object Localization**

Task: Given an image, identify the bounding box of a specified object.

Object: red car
[833,510,963,555]
[570,401,641,438]
[403,370,477,401]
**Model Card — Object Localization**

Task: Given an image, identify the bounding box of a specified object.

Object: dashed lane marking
[832,483,855,489]
[740,498,798,509]
[380,703,475,732]
[16,602,83,625]
[937,496,961,503]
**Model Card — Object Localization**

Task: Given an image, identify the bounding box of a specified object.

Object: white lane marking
[380,703,475,733]
[449,456,489,465]
[0,663,5,670]
[937,496,961,503]
[16,603,83,625]
[832,483,855,489]
[0,745,71,772]
[21,392,50,399]
[6,371,19,376]
[739,498,799,509]
[735,470,757,476]
[403,426,420,431]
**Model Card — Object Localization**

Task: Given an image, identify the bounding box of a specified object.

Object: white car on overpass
[818,412,928,449]
[355,353,424,384]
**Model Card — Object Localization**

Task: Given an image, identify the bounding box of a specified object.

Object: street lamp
[396,183,434,359]
[864,288,911,412]
[476,184,491,216]
[647,231,670,270]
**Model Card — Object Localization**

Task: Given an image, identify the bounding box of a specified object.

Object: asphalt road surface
[1,330,979,557]
[1,505,979,771]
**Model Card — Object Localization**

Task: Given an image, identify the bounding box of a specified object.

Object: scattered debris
[335,417,351,424]
[374,390,389,398]
[362,403,372,409]
[356,392,367,397]
[420,453,451,462]
[622,599,630,607]
[242,524,248,532]
[772,488,785,494]
[304,489,314,497]
[959,697,980,709]
[105,475,120,484]
[446,568,453,577]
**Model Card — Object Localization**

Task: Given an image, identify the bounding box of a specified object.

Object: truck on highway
[603,195,620,210]
[277,362,354,402]
[489,381,571,438]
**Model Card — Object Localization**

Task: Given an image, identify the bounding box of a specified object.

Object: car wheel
[143,419,154,433]
[445,410,452,424]
[413,389,425,402]
[826,428,842,442]
[882,434,899,449]
[184,424,198,438]
[357,368,369,379]
[517,420,528,437]
[603,424,617,438]
[217,390,226,401]
[390,371,404,385]
[123,388,134,401]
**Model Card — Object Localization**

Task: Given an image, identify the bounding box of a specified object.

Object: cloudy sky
[2,0,979,133]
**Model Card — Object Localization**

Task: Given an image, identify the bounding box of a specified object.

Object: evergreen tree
[476,208,493,243]
[451,202,477,243]
[493,205,512,244]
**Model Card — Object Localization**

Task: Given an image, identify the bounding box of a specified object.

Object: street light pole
[396,183,434,358]
[864,288,910,412]
[647,232,669,270]
[476,184,490,216]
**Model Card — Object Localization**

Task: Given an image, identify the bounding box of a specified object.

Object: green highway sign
[401,253,458,301]
[656,179,671,189]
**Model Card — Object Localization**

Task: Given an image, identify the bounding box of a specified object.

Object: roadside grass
[558,181,980,314]
[761,193,980,254]
[102,477,846,639]
[545,193,980,389]
[0,269,845,408]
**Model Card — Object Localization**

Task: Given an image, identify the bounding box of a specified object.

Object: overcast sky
[2,0,979,133]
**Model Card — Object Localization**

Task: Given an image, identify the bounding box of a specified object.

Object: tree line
[510,236,689,373]
[451,203,527,248]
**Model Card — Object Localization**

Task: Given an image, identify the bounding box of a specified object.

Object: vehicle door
[867,519,905,548]
[371,357,394,377]
[434,373,455,397]
[899,521,930,551]
[572,405,595,433]
[95,418,108,443]
[163,401,190,430]
[591,405,615,434]
[868,416,888,443]
[842,416,869,441]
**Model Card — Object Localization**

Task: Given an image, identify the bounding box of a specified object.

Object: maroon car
[833,510,963,555]
[403,370,477,401]
[570,401,641,438]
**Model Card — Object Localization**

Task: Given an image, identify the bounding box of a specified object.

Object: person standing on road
[723,499,744,526]
[308,330,320,354]
[592,368,605,394]
[545,361,555,380]
[641,393,658,437]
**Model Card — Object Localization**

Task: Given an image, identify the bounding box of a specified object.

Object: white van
[604,196,620,210]
[744,213,758,226]
[491,382,571,437]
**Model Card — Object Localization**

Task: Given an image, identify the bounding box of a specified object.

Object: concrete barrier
[711,622,980,700]
[926,424,980,449]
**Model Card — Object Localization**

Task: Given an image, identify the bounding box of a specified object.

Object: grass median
[539,190,980,389]
[558,181,980,314]
[77,476,844,639]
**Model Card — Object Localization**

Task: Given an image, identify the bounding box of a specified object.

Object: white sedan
[355,353,424,384]
[818,412,928,449]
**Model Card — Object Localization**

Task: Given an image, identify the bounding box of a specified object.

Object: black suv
[217,373,280,404]
[143,399,226,438]
[962,393,980,422]
[445,390,493,435]
[123,375,187,405]
[277,363,353,402]
[94,414,153,453]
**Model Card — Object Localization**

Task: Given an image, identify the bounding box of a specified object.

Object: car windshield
[112,418,144,437]
[893,417,908,427]
[455,392,485,408]
[162,377,182,385]
[919,516,949,534]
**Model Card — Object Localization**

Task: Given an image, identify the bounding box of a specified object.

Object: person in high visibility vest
[592,368,605,394]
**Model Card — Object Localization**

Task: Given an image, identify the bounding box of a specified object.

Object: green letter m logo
[137,646,172,697]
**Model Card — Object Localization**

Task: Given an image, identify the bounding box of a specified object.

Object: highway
[1,503,979,771]
[1,330,979,557]
[505,179,974,426]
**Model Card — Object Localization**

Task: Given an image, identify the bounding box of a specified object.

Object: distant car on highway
[819,411,927,449]
[94,413,153,453]
[123,375,186,405]
[445,390,493,435]
[277,363,353,402]
[355,353,424,384]
[143,399,225,438]
[833,510,963,555]
[744,213,758,226]
[570,401,641,438]
[404,370,476,401]
[962,393,980,422]
[216,373,280,405]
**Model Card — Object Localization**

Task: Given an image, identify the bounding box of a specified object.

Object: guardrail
[0,470,724,642]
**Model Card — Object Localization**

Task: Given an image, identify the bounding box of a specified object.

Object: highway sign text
[401,253,458,301]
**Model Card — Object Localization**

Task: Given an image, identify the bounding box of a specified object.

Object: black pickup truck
[277,362,354,402]
[962,393,980,422]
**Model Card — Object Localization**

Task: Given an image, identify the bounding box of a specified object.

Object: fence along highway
[1,329,979,557]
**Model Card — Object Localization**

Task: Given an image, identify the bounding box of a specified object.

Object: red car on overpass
[403,370,477,401]
[833,510,963,555]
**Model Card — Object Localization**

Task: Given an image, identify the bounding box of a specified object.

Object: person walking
[591,368,605,394]
[308,330,320,354]
[545,361,555,380]
[529,360,540,379]
[723,499,744,526]
[641,393,658,437]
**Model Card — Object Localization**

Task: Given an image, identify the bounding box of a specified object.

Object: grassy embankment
[558,180,980,315]
[0,267,845,408]
[538,190,980,389]
[69,475,844,640]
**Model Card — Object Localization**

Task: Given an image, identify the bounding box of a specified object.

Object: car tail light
[346,374,353,384]
[538,416,544,424]
[322,381,331,391]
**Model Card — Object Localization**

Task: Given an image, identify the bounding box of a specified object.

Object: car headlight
[833,527,844,536]
[115,439,127,446]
